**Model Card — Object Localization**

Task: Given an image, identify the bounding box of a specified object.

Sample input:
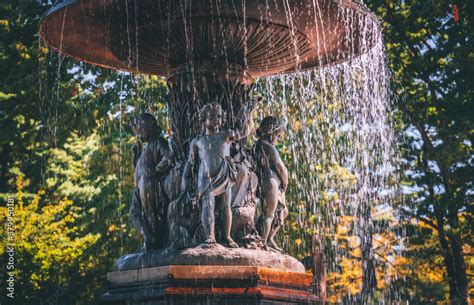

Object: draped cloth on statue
[197,156,238,198]
[169,156,238,240]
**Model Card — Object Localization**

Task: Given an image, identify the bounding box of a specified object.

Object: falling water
[254,10,400,305]
[257,50,400,302]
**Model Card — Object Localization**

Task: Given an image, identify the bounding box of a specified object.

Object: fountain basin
[115,244,305,273]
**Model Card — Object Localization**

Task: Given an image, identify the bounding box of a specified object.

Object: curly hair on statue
[131,113,162,134]
[256,116,285,138]
[198,102,228,126]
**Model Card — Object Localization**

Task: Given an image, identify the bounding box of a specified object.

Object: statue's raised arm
[227,98,259,142]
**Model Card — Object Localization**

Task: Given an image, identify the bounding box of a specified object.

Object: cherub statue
[181,102,254,248]
[129,113,173,251]
[254,116,289,252]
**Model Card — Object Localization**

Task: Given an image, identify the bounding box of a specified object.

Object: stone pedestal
[100,265,321,305]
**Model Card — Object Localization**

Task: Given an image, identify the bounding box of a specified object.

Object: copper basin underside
[39,0,379,78]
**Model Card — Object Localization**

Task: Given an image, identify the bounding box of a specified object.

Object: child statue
[181,102,254,248]
[129,113,173,251]
[254,116,289,252]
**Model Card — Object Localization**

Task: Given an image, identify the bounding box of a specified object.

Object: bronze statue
[129,113,173,251]
[181,102,254,248]
[230,142,259,246]
[254,116,289,252]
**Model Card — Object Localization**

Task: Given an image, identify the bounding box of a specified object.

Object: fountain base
[114,244,305,273]
[100,265,320,305]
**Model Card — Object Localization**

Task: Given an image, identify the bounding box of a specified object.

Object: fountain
[39,0,383,304]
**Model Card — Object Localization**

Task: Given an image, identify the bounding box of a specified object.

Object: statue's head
[256,116,286,144]
[199,102,227,132]
[131,113,162,142]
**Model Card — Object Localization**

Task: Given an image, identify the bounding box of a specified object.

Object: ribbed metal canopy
[39,0,379,77]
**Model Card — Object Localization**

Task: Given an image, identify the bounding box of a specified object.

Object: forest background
[0,1,472,304]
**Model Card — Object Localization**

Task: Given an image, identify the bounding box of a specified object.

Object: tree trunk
[448,232,471,305]
[446,206,471,305]
[435,211,471,305]
[416,122,470,305]
[435,212,460,303]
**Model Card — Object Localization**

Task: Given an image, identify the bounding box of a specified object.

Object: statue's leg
[267,195,288,251]
[140,178,160,250]
[129,189,144,235]
[268,213,288,252]
[155,182,170,249]
[260,181,279,249]
[267,225,283,251]
[166,199,179,249]
[218,189,239,248]
[201,191,216,244]
[130,188,151,251]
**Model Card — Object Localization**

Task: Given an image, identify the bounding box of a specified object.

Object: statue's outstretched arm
[229,103,254,141]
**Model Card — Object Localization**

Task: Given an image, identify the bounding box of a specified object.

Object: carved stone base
[100,265,321,305]
[115,244,305,273]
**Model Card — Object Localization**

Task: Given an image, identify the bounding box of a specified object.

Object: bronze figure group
[129,102,288,253]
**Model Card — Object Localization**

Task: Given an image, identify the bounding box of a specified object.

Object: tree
[365,1,473,304]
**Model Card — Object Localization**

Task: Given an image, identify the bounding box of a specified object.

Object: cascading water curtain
[255,6,401,304]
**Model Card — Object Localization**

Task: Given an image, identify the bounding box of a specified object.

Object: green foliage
[0,176,100,303]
